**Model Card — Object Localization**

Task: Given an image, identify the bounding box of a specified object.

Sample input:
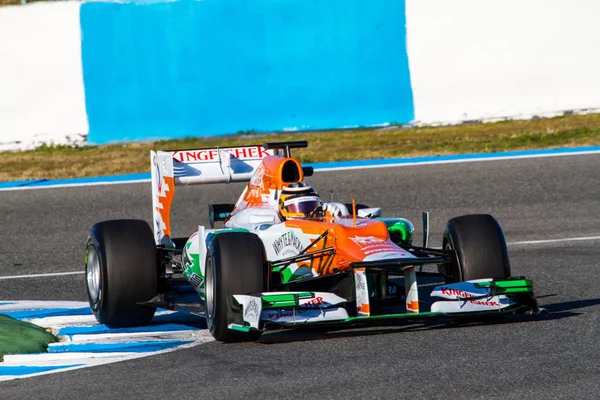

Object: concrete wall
[406,0,600,124]
[0,2,87,150]
[1,0,600,150]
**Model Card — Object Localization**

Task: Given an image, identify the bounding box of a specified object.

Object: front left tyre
[85,219,158,327]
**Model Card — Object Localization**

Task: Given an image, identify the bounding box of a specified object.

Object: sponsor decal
[244,299,260,320]
[154,219,162,242]
[300,297,324,308]
[350,236,383,246]
[440,287,500,307]
[172,147,271,163]
[440,287,478,298]
[188,273,204,290]
[272,231,304,257]
[350,236,406,256]
[464,299,500,307]
[266,309,306,321]
[356,277,366,291]
[354,268,370,316]
[182,242,203,290]
[153,155,162,193]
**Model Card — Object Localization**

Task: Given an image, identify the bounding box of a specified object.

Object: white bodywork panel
[235,292,349,327]
[404,267,419,314]
[233,295,263,329]
[354,268,370,316]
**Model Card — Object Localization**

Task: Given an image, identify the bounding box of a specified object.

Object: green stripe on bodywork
[261,292,312,309]
[281,267,294,283]
[272,265,313,284]
[228,324,251,332]
[264,301,297,308]
[475,279,532,288]
[262,294,297,302]
[212,228,249,235]
[496,287,532,294]
[474,279,533,294]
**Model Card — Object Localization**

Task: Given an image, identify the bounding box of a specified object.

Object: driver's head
[279,182,321,219]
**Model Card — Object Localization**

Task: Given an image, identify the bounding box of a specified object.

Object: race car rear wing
[151,141,308,245]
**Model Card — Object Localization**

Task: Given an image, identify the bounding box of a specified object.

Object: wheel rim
[86,245,101,306]
[205,257,215,320]
[444,240,461,282]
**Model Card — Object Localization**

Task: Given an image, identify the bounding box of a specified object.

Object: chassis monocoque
[84,141,541,342]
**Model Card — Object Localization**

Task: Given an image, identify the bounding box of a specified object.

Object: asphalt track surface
[1,153,600,399]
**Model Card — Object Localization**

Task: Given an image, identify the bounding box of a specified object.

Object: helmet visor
[284,196,321,215]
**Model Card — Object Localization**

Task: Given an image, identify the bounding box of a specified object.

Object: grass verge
[2,113,600,182]
[0,315,58,357]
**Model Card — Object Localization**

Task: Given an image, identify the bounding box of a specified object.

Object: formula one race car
[84,141,542,342]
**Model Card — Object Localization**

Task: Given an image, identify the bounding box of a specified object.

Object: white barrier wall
[1,1,600,151]
[407,0,600,124]
[0,2,86,151]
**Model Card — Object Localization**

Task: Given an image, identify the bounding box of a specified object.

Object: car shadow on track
[256,297,600,345]
[541,296,600,313]
[256,318,532,345]
[150,311,208,330]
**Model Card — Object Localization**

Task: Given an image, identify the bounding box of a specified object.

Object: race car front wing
[227,277,542,333]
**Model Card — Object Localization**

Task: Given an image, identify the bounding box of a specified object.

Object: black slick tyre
[205,232,268,343]
[85,219,158,327]
[442,214,511,282]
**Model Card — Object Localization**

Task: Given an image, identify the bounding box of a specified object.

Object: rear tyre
[205,232,268,343]
[85,219,158,327]
[442,214,511,282]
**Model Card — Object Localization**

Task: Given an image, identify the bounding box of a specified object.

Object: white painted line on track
[0,271,84,280]
[27,309,178,329]
[33,315,100,331]
[0,340,209,382]
[0,178,150,192]
[66,330,203,343]
[508,236,600,246]
[0,301,88,310]
[0,179,151,192]
[2,352,141,364]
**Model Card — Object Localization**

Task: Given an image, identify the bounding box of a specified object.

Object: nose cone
[332,218,398,261]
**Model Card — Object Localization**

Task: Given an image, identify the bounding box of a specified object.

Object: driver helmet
[279,182,322,219]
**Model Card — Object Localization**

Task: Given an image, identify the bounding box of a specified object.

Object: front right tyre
[442,214,511,282]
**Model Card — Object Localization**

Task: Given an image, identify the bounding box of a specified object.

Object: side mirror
[357,208,381,219]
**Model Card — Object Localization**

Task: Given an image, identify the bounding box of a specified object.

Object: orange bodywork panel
[230,155,304,216]
[285,217,403,274]
[155,176,175,239]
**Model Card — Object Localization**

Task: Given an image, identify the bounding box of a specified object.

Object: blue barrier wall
[81,0,414,144]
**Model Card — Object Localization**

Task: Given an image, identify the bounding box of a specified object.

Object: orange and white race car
[84,141,542,342]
